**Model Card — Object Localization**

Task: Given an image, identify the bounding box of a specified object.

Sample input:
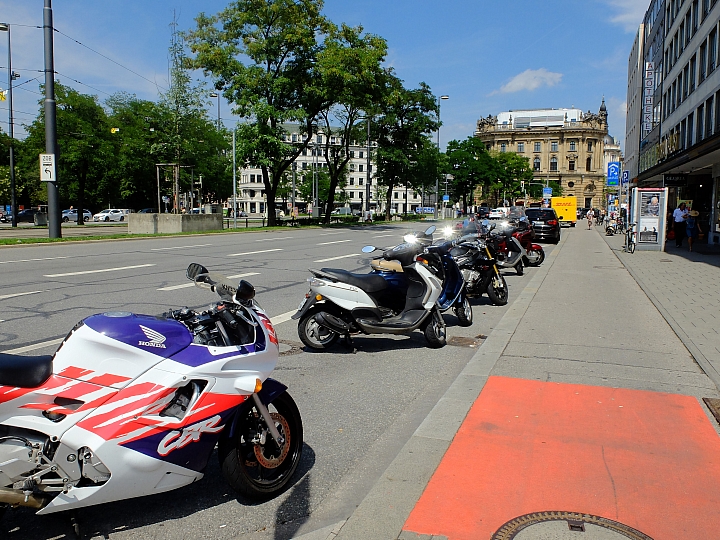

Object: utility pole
[365,117,371,215]
[232,128,237,228]
[43,0,60,238]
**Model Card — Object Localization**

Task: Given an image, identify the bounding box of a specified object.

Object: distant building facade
[630,0,720,243]
[474,102,611,209]
[625,23,646,181]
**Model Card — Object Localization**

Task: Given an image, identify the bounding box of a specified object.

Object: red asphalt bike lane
[403,376,720,539]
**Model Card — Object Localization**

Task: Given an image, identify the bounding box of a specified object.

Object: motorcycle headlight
[442,226,453,238]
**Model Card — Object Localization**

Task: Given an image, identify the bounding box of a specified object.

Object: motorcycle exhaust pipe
[314,312,350,334]
[0,487,48,509]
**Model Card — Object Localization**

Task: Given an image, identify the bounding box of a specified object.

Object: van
[550,196,577,227]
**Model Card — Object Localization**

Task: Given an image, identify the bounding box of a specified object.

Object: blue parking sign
[621,170,629,185]
[607,162,620,186]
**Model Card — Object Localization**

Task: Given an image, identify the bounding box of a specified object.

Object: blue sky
[2,0,648,150]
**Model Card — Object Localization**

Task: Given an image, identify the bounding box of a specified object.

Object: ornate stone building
[474,101,610,209]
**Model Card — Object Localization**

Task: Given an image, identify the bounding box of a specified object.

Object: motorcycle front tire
[423,309,447,348]
[515,261,524,275]
[487,274,509,306]
[298,308,339,350]
[219,391,303,499]
[525,248,545,267]
[454,296,473,327]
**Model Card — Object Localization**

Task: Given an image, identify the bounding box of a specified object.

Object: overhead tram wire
[53,71,113,97]
[53,28,168,93]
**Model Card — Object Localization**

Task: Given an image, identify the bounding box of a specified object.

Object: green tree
[445,137,496,212]
[491,151,534,206]
[186,0,333,226]
[374,78,439,220]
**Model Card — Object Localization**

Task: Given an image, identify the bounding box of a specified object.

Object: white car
[93,209,128,222]
[488,208,506,219]
[62,208,92,223]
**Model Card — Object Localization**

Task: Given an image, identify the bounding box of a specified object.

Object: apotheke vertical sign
[643,62,654,134]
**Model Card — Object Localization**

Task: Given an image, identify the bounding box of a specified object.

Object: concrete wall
[129,213,223,234]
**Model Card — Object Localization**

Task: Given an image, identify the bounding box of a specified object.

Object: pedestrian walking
[673,202,689,247]
[686,210,702,252]
[586,208,595,229]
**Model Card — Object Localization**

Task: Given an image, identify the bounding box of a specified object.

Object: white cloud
[492,68,563,95]
[604,0,647,32]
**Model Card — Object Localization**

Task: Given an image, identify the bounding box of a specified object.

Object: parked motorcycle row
[293,215,545,350]
[0,215,545,528]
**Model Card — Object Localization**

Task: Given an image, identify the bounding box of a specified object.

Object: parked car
[16,208,42,223]
[488,208,506,219]
[93,209,128,222]
[61,208,92,223]
[475,206,491,219]
[138,208,156,214]
[525,208,561,244]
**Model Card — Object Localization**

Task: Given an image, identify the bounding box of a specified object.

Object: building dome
[600,98,607,113]
[604,134,616,145]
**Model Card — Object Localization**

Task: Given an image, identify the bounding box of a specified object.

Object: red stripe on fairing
[58,366,95,379]
[0,374,69,404]
[257,312,278,346]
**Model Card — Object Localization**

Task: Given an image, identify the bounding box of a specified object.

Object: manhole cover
[447,336,480,348]
[702,397,720,425]
[492,512,653,540]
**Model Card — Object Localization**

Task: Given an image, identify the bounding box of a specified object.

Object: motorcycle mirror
[424,225,436,236]
[361,245,377,253]
[186,262,209,281]
[235,280,256,302]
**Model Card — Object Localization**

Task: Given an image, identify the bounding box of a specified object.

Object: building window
[551,141,558,152]
[394,192,399,199]
[569,160,576,171]
[517,142,524,152]
[534,142,541,152]
[690,54,697,93]
[709,28,717,74]
[359,164,364,172]
[706,96,714,137]
[359,178,364,185]
[688,111,695,146]
[349,178,354,185]
[587,140,593,152]
[533,157,541,171]
[316,135,322,144]
[359,151,364,159]
[586,157,592,171]
[700,41,707,82]
[500,143,506,152]
[350,192,355,199]
[350,150,355,158]
[569,141,576,151]
[698,103,705,140]
[550,157,558,171]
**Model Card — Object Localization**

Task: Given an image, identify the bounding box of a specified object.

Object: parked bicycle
[624,222,636,253]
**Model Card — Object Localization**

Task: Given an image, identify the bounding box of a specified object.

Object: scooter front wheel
[454,296,473,327]
[219,391,303,499]
[515,261,524,275]
[424,309,447,348]
[525,247,545,267]
[298,309,339,350]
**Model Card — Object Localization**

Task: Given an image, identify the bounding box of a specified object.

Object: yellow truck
[550,196,577,227]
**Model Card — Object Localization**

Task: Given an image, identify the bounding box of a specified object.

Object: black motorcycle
[450,229,509,306]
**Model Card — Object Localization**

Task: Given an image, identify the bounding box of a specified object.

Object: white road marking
[151,244,213,251]
[228,248,283,257]
[0,320,4,323]
[317,239,351,246]
[157,272,260,291]
[270,310,296,326]
[318,232,344,235]
[0,290,44,300]
[314,253,360,263]
[44,264,155,278]
[3,338,64,354]
[372,234,397,238]
[0,256,69,264]
[255,236,293,242]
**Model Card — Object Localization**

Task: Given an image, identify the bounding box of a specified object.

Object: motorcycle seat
[319,268,389,293]
[0,353,53,388]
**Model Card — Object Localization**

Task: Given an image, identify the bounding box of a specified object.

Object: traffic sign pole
[43,0,61,238]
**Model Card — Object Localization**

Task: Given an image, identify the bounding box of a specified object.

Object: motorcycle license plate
[297,297,308,312]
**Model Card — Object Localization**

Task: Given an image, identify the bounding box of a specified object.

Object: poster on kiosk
[631,187,668,251]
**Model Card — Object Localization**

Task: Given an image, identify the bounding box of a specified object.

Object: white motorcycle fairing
[0,309,280,514]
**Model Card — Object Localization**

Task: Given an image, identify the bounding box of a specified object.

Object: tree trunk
[384,181,395,221]
[77,160,87,226]
[263,167,278,227]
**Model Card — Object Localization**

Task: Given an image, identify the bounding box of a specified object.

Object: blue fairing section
[84,313,193,358]
[169,330,266,367]
[122,409,235,473]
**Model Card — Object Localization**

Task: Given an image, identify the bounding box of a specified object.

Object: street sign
[542,187,552,197]
[442,195,450,202]
[39,153,55,182]
[607,161,620,186]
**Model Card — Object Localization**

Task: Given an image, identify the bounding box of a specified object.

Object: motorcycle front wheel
[454,296,473,327]
[423,308,447,348]
[487,274,509,305]
[525,247,545,267]
[219,391,303,499]
[298,309,339,350]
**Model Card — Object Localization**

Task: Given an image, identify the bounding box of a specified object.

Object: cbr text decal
[157,415,224,456]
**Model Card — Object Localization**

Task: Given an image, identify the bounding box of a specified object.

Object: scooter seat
[370,258,402,273]
[319,268,389,293]
[0,353,53,388]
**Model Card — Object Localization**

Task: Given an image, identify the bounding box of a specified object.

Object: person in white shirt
[672,203,689,247]
[586,208,595,229]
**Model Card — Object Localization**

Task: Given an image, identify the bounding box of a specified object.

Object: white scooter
[0,263,302,531]
[293,226,447,349]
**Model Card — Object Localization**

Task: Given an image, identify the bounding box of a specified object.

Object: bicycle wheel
[628,236,636,253]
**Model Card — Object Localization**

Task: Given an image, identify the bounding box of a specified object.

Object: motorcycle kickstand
[343,333,356,354]
[69,510,82,539]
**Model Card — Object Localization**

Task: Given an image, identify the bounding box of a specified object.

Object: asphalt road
[0,223,558,539]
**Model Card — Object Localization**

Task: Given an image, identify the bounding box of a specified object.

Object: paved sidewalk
[303,226,720,540]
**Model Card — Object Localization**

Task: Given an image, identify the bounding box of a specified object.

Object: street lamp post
[232,128,237,228]
[436,95,449,219]
[0,23,18,227]
[365,117,371,216]
[210,92,220,129]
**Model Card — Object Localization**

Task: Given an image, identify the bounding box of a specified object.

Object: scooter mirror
[481,219,491,227]
[186,262,209,282]
[424,225,436,236]
[361,245,377,253]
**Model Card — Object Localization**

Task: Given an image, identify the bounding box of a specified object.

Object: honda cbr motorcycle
[0,263,302,522]
[293,226,447,349]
